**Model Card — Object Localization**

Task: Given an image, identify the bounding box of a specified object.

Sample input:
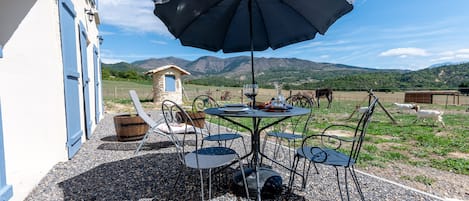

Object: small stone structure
[145,65,190,105]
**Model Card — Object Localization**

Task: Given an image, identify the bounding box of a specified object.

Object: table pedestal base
[233,167,283,198]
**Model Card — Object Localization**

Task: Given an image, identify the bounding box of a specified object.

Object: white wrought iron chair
[129,90,171,154]
[161,99,249,200]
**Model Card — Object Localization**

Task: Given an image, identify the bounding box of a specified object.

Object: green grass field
[103,80,469,177]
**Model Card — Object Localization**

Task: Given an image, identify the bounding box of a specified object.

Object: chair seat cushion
[157,123,195,134]
[203,133,242,141]
[297,146,355,167]
[185,147,238,169]
[267,132,303,140]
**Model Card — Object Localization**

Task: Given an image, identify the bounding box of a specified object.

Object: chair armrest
[299,146,328,163]
[301,133,359,151]
[322,124,362,141]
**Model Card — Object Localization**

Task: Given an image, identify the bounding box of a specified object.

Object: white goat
[413,105,445,127]
[393,102,415,113]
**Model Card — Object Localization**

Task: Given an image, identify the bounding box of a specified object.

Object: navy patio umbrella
[153,0,354,103]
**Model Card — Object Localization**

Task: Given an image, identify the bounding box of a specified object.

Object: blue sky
[98,0,469,70]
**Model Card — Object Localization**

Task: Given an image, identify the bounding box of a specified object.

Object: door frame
[0,99,13,200]
[79,22,92,139]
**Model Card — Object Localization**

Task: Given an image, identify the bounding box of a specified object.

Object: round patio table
[204,106,310,200]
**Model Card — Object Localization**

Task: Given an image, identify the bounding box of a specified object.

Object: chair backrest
[191,94,219,112]
[191,94,237,136]
[272,94,314,136]
[129,90,158,128]
[349,95,379,164]
[161,99,199,165]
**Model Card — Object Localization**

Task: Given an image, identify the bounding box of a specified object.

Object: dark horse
[315,88,333,108]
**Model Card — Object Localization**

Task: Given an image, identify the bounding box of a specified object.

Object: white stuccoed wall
[0,0,102,200]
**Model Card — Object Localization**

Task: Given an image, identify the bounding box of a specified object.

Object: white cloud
[379,48,428,57]
[319,55,330,59]
[99,0,171,36]
[431,48,469,62]
[297,40,347,49]
[101,58,126,64]
[99,31,116,36]
[150,40,168,45]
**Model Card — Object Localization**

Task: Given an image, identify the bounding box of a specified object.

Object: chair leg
[335,166,345,201]
[312,162,319,174]
[240,136,248,157]
[134,130,151,154]
[288,154,301,192]
[272,137,283,165]
[287,140,294,167]
[173,167,183,189]
[238,157,250,199]
[349,166,365,201]
[261,134,269,164]
[301,159,318,188]
[344,167,351,201]
[201,139,205,148]
[199,169,205,201]
[208,168,212,200]
[239,137,249,164]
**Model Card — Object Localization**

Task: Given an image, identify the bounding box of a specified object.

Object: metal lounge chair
[129,90,171,154]
[289,95,379,201]
[161,99,249,200]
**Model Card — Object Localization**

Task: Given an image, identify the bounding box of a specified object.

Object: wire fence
[103,85,469,106]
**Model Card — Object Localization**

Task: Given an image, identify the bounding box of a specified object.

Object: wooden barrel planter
[113,114,149,142]
[176,111,206,128]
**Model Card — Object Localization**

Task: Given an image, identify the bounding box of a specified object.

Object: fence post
[241,89,244,103]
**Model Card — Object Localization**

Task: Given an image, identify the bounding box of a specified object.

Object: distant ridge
[428,61,468,69]
[131,56,191,70]
[102,56,469,90]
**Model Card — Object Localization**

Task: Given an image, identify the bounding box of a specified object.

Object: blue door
[0,100,13,200]
[165,75,176,92]
[59,0,83,159]
[79,23,92,139]
[93,46,102,123]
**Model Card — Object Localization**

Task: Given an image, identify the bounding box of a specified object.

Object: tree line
[102,62,469,94]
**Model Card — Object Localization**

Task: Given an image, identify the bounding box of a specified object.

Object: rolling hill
[102,56,469,91]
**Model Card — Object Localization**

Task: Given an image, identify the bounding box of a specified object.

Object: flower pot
[176,111,206,128]
[113,114,149,142]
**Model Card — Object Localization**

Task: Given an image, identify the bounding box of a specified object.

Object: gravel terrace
[25,111,452,200]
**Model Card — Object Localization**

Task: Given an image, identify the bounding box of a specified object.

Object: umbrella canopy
[153,0,353,102]
[154,0,353,53]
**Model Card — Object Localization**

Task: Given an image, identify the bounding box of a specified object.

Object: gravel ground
[26,112,446,201]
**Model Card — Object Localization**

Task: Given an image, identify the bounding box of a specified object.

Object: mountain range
[105,56,406,79]
[102,56,469,90]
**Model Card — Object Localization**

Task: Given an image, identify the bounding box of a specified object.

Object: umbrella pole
[249,0,256,105]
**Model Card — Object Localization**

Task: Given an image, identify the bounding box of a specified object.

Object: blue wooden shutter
[165,75,176,92]
[79,23,92,139]
[0,100,13,200]
[59,0,83,159]
[0,46,3,58]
